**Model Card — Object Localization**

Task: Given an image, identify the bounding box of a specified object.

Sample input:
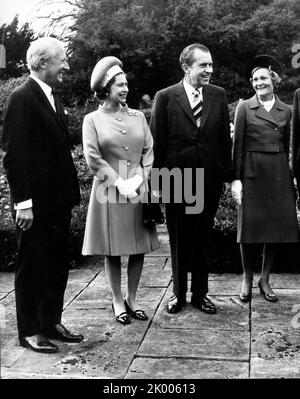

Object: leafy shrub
[66,101,97,145]
[0,75,29,146]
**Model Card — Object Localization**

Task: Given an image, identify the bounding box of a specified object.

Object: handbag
[143,182,165,228]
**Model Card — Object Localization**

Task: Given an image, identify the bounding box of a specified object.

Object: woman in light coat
[82,57,159,324]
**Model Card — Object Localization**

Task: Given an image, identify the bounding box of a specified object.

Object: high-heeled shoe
[112,304,131,325]
[239,279,252,302]
[257,280,278,302]
[124,300,148,321]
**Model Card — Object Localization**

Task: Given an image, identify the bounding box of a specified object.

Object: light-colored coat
[82,105,159,255]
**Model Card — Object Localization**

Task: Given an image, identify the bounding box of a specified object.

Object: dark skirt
[237,151,299,243]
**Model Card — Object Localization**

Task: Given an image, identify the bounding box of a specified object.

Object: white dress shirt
[14,75,56,210]
[183,78,203,108]
[30,75,56,112]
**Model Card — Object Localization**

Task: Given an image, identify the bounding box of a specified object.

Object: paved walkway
[1,225,300,379]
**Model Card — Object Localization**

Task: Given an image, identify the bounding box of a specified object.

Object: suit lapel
[175,81,197,126]
[200,85,214,132]
[28,77,67,131]
[250,94,278,126]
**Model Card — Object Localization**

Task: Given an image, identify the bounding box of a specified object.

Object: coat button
[121,130,127,135]
[127,161,131,166]
[274,127,278,130]
[122,146,129,151]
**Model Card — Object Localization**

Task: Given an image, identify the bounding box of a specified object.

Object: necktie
[192,90,202,128]
[49,90,56,112]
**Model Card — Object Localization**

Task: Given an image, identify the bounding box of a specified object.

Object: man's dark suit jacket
[150,81,232,186]
[2,77,80,214]
[293,88,300,182]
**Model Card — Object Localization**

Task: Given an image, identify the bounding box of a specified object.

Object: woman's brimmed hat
[90,56,123,91]
[249,54,283,78]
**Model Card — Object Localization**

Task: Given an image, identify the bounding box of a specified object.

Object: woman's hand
[125,175,143,191]
[231,179,243,205]
[114,177,138,198]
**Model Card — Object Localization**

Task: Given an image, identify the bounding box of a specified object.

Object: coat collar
[249,94,285,125]
[175,80,214,129]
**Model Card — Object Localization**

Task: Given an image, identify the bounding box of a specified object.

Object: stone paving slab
[147,241,170,257]
[1,264,300,379]
[126,358,249,379]
[153,285,249,331]
[251,290,300,328]
[68,286,165,310]
[6,308,154,379]
[0,273,14,293]
[68,265,101,284]
[137,328,249,360]
[250,357,300,378]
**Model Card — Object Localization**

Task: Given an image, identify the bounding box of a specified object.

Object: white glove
[231,179,242,205]
[125,174,143,191]
[114,176,139,198]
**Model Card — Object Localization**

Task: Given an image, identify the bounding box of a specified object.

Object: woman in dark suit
[232,55,298,302]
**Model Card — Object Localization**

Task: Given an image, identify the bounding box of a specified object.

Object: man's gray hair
[26,37,64,71]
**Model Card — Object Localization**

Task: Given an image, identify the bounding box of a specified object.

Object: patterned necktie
[192,89,202,128]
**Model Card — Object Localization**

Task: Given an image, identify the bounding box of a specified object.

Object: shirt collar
[258,94,275,106]
[183,78,203,98]
[30,74,53,98]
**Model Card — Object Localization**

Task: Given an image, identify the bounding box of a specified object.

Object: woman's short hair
[179,43,210,69]
[26,37,64,71]
[250,66,282,88]
[94,72,125,101]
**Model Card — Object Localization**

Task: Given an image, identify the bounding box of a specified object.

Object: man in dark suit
[293,88,300,192]
[150,43,232,314]
[2,37,83,353]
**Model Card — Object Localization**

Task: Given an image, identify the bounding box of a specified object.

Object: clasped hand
[231,179,242,205]
[114,175,143,199]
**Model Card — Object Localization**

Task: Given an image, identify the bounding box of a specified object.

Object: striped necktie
[192,89,202,128]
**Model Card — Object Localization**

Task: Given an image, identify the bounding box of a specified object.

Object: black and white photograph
[1,0,300,385]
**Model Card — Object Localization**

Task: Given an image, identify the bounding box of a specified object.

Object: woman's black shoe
[258,280,278,302]
[124,300,148,320]
[112,304,131,325]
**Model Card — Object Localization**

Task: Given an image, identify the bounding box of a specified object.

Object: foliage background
[1,0,300,270]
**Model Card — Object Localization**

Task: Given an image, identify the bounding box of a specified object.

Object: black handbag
[143,184,165,228]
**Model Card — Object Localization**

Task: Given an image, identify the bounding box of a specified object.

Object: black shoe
[46,323,84,342]
[124,300,148,321]
[166,295,186,314]
[112,304,131,325]
[20,334,59,353]
[191,296,216,314]
[258,280,278,302]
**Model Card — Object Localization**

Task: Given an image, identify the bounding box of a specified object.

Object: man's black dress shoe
[46,324,84,342]
[166,295,186,314]
[191,296,216,314]
[20,334,59,353]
